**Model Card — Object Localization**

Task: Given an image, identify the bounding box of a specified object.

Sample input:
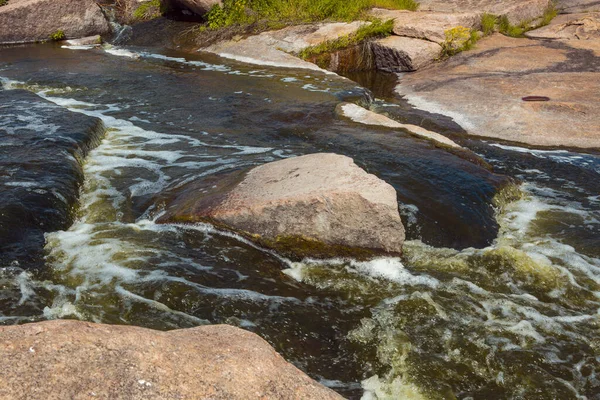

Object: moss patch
[258,234,396,260]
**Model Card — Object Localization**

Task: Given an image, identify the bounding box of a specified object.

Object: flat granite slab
[416,0,552,24]
[395,33,600,149]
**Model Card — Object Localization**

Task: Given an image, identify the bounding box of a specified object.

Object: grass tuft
[133,0,163,21]
[498,2,558,37]
[480,13,496,36]
[206,0,419,30]
[372,0,418,11]
[539,2,558,27]
[298,18,394,59]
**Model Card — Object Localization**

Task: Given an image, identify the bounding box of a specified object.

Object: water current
[0,42,598,399]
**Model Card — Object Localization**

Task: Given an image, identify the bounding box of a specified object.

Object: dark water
[0,43,598,399]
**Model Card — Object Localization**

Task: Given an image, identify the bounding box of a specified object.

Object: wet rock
[336,102,460,148]
[0,89,104,265]
[372,36,442,72]
[163,0,222,17]
[370,8,480,44]
[525,12,600,39]
[0,320,343,399]
[64,35,102,46]
[159,153,405,259]
[396,33,600,149]
[417,0,552,25]
[0,0,111,44]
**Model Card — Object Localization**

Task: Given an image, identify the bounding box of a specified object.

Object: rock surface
[201,22,367,71]
[0,320,343,400]
[159,153,405,259]
[417,0,552,24]
[162,0,221,16]
[0,0,111,44]
[556,0,600,13]
[372,36,442,72]
[396,33,600,148]
[370,8,480,44]
[525,12,600,39]
[337,103,460,148]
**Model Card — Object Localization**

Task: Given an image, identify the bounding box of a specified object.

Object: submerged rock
[0,89,105,265]
[0,0,111,44]
[0,320,343,399]
[336,102,460,148]
[159,153,405,259]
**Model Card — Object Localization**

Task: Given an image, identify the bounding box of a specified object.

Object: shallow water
[0,43,599,399]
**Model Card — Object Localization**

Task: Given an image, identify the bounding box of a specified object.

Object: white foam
[61,45,97,50]
[103,47,140,59]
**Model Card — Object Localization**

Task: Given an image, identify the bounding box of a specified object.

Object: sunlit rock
[159,153,405,259]
[0,0,111,44]
[0,320,343,399]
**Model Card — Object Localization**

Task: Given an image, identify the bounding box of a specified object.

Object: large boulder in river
[159,153,405,259]
[0,320,342,399]
[0,0,111,44]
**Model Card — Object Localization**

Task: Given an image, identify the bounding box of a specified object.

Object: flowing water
[0,42,599,399]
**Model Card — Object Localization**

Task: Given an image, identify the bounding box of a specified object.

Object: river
[0,42,598,399]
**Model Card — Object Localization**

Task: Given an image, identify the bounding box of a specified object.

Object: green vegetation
[206,0,418,30]
[0,0,7,7]
[298,19,394,59]
[539,2,558,27]
[480,13,496,36]
[133,0,163,21]
[483,3,558,38]
[498,15,529,37]
[440,26,479,57]
[372,0,418,11]
[49,30,66,41]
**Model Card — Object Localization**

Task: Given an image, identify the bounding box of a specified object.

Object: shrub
[441,26,479,57]
[0,0,8,7]
[49,30,66,41]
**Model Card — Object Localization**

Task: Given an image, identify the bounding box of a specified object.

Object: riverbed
[0,42,598,399]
